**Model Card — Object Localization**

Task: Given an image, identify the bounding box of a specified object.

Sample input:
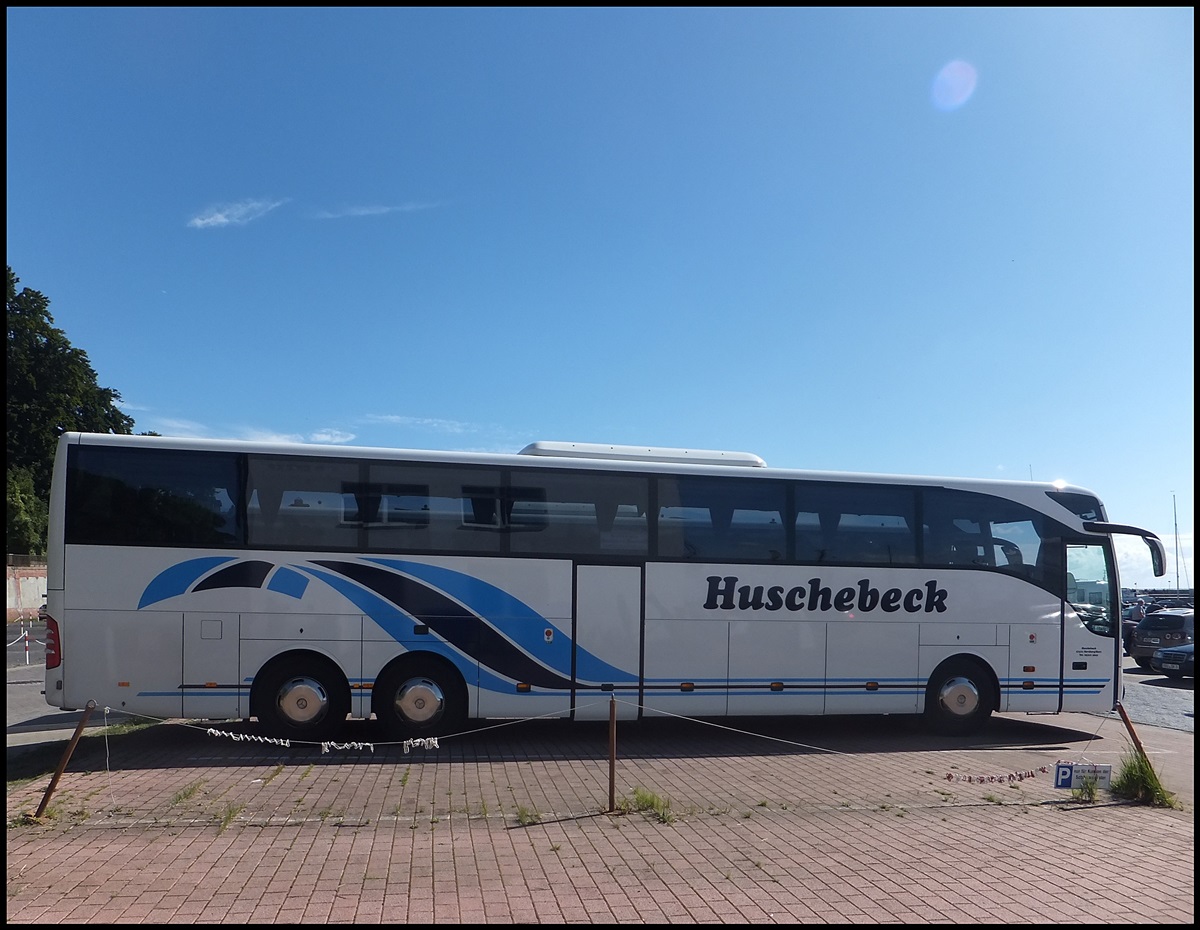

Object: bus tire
[373,656,466,740]
[924,658,995,736]
[251,654,350,743]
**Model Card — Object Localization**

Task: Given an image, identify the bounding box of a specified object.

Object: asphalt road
[6,620,1194,749]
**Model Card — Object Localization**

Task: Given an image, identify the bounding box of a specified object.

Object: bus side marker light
[1023,666,1036,673]
[118,681,130,688]
[516,683,531,693]
[205,682,217,688]
[770,681,784,692]
[680,682,695,692]
[866,681,879,691]
[1022,681,1035,690]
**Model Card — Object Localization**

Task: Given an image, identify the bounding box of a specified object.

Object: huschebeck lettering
[703,576,948,613]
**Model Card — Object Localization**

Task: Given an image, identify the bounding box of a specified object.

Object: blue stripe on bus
[267,566,309,598]
[138,556,1111,705]
[149,679,1110,702]
[365,558,638,685]
[307,560,576,691]
[138,556,237,608]
[312,559,636,688]
[194,560,273,592]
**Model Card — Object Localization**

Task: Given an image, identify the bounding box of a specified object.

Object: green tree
[7,266,135,554]
[7,467,48,557]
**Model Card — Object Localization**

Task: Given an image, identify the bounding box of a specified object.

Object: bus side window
[921,489,1051,587]
[452,487,505,554]
[657,475,786,562]
[463,490,500,527]
[657,504,706,559]
[796,484,916,566]
[795,509,838,564]
[922,518,983,565]
[246,456,362,549]
[720,508,785,561]
[276,491,359,549]
[828,514,916,565]
[67,445,244,548]
[599,502,648,555]
[564,475,647,556]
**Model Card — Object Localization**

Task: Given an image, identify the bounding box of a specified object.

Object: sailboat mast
[1173,492,1180,590]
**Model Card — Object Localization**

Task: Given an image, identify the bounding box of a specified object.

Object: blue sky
[6,7,1193,590]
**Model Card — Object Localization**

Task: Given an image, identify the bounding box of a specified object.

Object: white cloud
[308,429,356,444]
[187,198,289,228]
[141,417,213,438]
[363,414,474,434]
[313,202,440,220]
[233,428,306,443]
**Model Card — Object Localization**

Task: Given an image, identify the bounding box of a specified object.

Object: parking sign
[1054,762,1112,789]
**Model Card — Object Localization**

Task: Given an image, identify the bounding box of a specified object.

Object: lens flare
[931,60,978,111]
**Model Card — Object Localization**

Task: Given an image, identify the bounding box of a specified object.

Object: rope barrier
[10,675,1128,785]
[6,624,47,663]
[19,690,1121,831]
[945,767,1050,783]
[43,695,856,758]
[21,687,1123,815]
[942,709,1110,784]
[630,699,850,755]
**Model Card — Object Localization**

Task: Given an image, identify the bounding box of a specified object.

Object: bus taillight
[44,618,61,670]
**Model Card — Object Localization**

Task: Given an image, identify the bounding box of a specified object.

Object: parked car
[1150,641,1194,680]
[1129,609,1195,670]
[1146,599,1194,614]
[1121,603,1145,654]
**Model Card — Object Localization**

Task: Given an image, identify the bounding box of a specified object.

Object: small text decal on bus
[703,576,949,613]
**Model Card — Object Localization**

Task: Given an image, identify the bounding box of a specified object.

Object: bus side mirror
[1148,536,1166,577]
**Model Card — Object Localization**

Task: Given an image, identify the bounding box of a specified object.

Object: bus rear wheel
[924,658,995,736]
[373,657,466,740]
[251,655,350,743]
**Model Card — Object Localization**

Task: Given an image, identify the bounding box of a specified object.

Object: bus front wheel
[924,658,995,736]
[374,657,466,740]
[251,655,350,743]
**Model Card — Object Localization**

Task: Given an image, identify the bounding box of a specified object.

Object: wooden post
[1114,701,1150,763]
[1114,699,1172,800]
[35,700,96,819]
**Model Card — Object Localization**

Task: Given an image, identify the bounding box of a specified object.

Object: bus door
[1006,542,1118,713]
[1059,542,1120,711]
[573,565,642,720]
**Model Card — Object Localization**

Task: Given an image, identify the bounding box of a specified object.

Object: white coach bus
[42,433,1166,741]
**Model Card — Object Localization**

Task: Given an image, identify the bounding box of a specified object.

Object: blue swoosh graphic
[138,557,237,608]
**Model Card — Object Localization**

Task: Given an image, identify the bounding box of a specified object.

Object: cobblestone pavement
[5,709,1193,924]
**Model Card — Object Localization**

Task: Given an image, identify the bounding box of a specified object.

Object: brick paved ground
[6,710,1193,924]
